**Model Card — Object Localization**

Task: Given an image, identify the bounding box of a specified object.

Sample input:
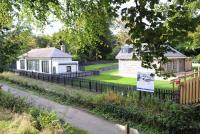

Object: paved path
[1,84,140,134]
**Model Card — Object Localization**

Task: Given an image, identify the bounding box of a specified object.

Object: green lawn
[84,63,116,71]
[87,70,174,89]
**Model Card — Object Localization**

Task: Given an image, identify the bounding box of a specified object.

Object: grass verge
[87,70,174,89]
[84,63,116,71]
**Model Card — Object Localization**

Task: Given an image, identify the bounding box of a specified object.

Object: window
[42,61,49,73]
[173,60,177,73]
[167,62,172,72]
[121,47,133,53]
[27,60,33,70]
[53,67,56,74]
[20,60,25,70]
[35,60,39,71]
[122,48,128,53]
[27,60,39,71]
[67,66,71,72]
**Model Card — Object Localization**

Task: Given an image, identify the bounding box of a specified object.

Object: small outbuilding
[116,44,192,77]
[16,45,78,74]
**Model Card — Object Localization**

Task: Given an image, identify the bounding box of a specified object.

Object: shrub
[0,91,29,113]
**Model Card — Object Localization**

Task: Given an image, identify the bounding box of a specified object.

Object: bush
[0,90,29,113]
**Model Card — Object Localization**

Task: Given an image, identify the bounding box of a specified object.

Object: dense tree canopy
[0,26,33,71]
[1,0,200,76]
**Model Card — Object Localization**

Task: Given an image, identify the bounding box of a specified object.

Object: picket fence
[179,76,200,104]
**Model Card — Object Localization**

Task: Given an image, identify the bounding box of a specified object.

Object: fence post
[112,85,114,91]
[64,76,66,85]
[71,79,73,87]
[79,79,81,89]
[158,89,161,100]
[89,81,92,91]
[100,83,103,93]
[125,124,130,134]
[162,89,165,100]
[95,82,98,92]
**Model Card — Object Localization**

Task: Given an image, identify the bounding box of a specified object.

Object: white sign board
[137,72,155,92]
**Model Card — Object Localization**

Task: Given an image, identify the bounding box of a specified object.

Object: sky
[32,0,167,36]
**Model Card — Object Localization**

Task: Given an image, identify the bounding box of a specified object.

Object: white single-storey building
[16,45,78,74]
[116,44,192,77]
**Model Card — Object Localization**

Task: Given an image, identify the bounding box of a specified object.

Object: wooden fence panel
[180,77,200,104]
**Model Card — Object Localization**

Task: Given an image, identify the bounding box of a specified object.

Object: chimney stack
[60,44,66,53]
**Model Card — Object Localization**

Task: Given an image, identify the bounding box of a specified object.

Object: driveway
[1,84,140,134]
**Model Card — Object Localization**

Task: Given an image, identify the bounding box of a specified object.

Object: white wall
[52,58,78,74]
[16,59,27,70]
[16,60,20,70]
[57,64,78,73]
[17,57,78,74]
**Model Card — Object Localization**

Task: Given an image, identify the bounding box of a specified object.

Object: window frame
[41,61,49,73]
[53,67,56,74]
[27,60,39,71]
[20,60,25,70]
[66,66,71,72]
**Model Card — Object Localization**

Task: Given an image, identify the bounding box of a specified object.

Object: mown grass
[84,63,116,71]
[87,70,174,89]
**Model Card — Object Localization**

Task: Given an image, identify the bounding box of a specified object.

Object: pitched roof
[19,47,72,58]
[164,47,186,58]
[116,44,187,60]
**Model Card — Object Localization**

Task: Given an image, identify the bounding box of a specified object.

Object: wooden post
[125,124,130,134]
[194,69,196,78]
[184,73,186,84]
[198,67,200,77]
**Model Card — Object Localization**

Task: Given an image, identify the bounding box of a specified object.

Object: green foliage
[0,25,35,72]
[0,86,86,134]
[0,90,29,113]
[38,112,60,129]
[106,45,121,60]
[121,0,200,77]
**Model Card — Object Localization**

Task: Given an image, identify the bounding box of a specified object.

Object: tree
[177,25,200,57]
[2,0,200,76]
[121,0,200,77]
[0,28,23,71]
[35,36,52,48]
